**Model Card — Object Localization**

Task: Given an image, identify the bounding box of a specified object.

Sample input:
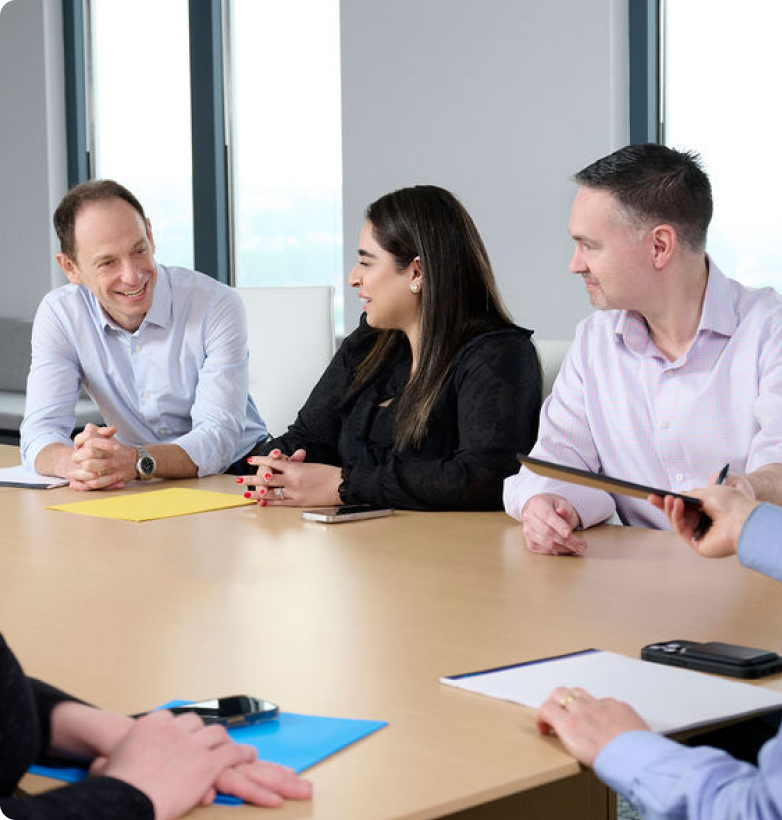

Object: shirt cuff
[21,433,74,473]
[173,431,238,477]
[593,730,677,796]
[503,468,616,528]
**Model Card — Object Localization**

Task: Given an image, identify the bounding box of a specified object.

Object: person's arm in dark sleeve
[1,776,153,820]
[0,634,153,820]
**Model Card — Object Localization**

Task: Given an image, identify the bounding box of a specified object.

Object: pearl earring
[410,283,420,293]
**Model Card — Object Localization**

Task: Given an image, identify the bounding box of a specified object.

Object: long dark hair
[353,185,513,450]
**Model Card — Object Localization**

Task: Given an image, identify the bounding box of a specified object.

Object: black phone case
[641,640,782,679]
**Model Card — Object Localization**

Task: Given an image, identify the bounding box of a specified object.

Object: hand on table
[90,710,311,818]
[238,449,343,507]
[521,493,586,555]
[536,686,648,767]
[214,759,312,808]
[68,424,136,491]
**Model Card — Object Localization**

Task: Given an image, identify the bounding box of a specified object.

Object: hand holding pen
[692,463,729,540]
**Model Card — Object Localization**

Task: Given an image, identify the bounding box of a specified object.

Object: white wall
[0,0,628,336]
[340,0,629,337]
[0,0,67,320]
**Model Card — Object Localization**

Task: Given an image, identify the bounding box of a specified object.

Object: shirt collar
[142,263,172,330]
[615,255,735,354]
[696,256,736,337]
[93,262,172,334]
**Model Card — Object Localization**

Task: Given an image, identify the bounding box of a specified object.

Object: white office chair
[237,286,336,437]
[533,338,571,398]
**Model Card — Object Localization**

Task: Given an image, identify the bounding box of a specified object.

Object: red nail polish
[243,492,252,499]
[264,472,272,480]
[258,499,267,506]
[258,487,266,496]
[271,449,281,457]
[235,477,244,484]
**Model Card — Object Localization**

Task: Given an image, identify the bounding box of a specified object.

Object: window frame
[627,0,661,145]
[62,0,231,283]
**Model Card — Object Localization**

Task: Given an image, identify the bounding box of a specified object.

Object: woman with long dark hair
[241,185,541,510]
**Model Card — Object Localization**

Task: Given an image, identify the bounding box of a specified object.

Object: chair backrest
[533,338,571,399]
[0,317,33,392]
[237,286,336,437]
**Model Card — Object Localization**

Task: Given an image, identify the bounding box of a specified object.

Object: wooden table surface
[2,446,780,819]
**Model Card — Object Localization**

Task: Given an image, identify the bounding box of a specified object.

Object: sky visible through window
[663,0,782,292]
[92,0,194,269]
[230,0,344,330]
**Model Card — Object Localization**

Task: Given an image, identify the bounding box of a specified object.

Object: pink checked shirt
[504,259,782,529]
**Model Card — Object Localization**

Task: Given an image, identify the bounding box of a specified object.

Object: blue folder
[29,703,387,806]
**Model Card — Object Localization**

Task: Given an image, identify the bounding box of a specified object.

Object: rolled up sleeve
[20,298,82,472]
[173,288,264,475]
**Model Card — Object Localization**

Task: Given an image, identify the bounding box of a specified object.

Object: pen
[693,462,730,541]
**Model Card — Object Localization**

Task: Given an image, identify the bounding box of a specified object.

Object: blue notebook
[29,704,387,806]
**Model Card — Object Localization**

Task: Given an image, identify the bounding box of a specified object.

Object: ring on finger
[274,487,285,500]
[559,691,578,709]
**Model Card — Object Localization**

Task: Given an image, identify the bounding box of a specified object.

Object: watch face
[139,456,155,475]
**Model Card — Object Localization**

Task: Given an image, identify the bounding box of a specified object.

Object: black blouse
[261,317,541,510]
[0,633,153,820]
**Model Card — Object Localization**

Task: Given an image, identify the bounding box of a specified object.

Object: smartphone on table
[641,640,782,679]
[302,504,394,523]
[139,695,279,727]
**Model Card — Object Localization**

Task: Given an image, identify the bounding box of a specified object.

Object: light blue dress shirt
[21,264,266,476]
[594,503,782,819]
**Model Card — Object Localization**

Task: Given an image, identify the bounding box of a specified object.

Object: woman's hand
[79,707,313,814]
[214,759,312,807]
[90,710,257,820]
[238,449,343,507]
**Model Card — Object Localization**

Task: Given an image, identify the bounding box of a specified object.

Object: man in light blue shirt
[536,485,782,819]
[21,180,266,490]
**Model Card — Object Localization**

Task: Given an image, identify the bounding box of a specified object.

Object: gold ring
[98,469,106,477]
[559,692,578,709]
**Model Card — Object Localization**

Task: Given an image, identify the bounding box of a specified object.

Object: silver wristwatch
[135,446,157,481]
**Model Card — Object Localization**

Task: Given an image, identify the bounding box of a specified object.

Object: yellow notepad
[47,488,256,522]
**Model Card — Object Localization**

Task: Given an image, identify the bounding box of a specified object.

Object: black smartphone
[641,640,782,679]
[302,504,394,523]
[165,695,279,726]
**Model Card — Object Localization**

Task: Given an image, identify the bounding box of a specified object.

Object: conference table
[2,444,781,819]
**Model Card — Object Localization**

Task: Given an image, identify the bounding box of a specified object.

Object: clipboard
[517,454,702,507]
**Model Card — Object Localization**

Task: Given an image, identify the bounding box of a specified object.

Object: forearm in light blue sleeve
[738,503,782,582]
[595,728,782,820]
[20,301,83,471]
[172,289,263,476]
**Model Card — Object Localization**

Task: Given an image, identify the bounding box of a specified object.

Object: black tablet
[517,454,702,507]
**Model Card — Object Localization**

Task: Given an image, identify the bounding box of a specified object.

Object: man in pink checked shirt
[503,143,782,556]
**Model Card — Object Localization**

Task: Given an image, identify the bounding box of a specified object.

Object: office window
[662,0,782,291]
[228,0,344,327]
[72,1,344,319]
[90,0,195,268]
